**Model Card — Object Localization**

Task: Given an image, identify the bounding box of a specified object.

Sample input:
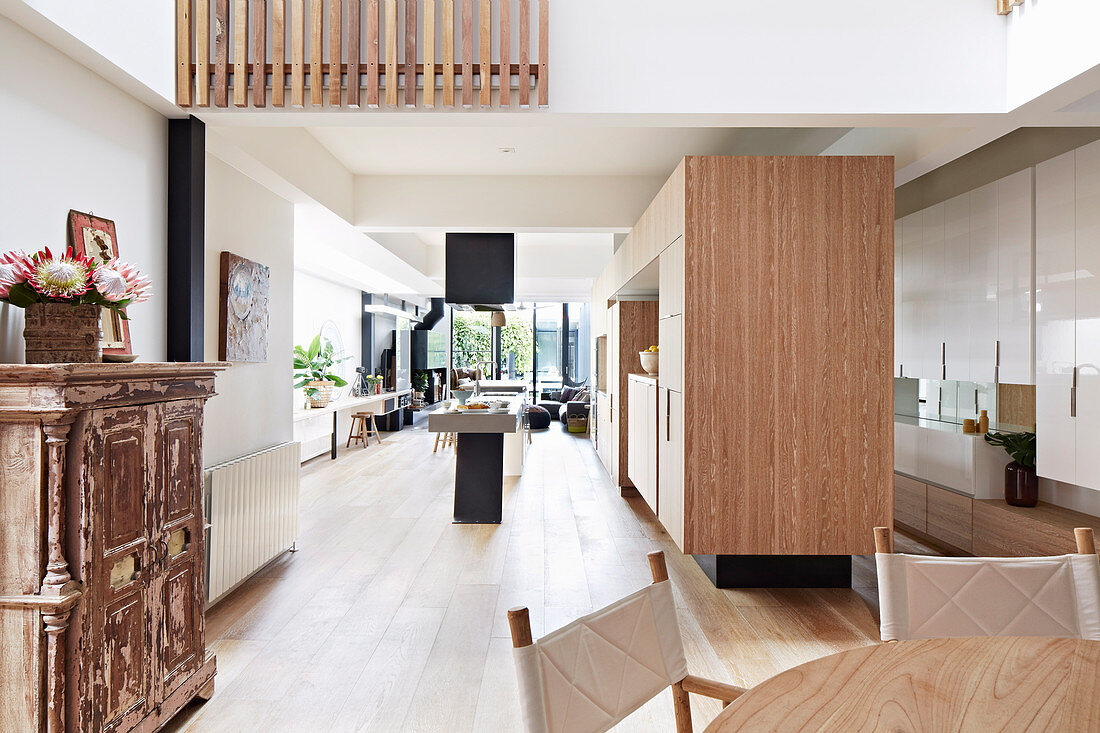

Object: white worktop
[292,390,411,423]
[428,393,526,434]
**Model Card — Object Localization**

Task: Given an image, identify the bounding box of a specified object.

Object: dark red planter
[1004,461,1038,507]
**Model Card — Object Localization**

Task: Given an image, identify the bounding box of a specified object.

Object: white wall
[355,175,664,230]
[293,270,363,392]
[1007,0,1100,110]
[0,16,167,363]
[203,155,294,466]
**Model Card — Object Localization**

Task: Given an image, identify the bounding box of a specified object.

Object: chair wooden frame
[507,551,745,733]
[347,411,383,447]
[432,431,457,453]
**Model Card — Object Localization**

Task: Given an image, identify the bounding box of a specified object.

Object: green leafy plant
[413,370,429,393]
[293,334,349,397]
[984,430,1036,467]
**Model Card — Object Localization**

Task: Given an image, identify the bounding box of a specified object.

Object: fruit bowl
[639,351,658,375]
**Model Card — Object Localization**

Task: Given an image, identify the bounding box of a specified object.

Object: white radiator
[203,442,301,605]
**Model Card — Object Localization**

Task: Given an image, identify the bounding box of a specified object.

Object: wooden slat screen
[178,0,547,111]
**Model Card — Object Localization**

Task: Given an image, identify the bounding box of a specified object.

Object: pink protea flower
[27,247,95,299]
[95,258,151,303]
[0,250,32,299]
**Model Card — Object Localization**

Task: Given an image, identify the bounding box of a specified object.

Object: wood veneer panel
[423,0,435,107]
[682,156,893,556]
[272,0,286,106]
[328,0,341,105]
[973,499,1100,556]
[537,0,548,107]
[893,474,927,534]
[177,0,192,106]
[214,0,229,106]
[442,0,455,106]
[614,301,658,488]
[290,0,305,106]
[347,0,360,106]
[233,0,248,106]
[926,485,972,553]
[479,0,491,107]
[384,0,397,106]
[195,0,210,106]
[498,0,509,106]
[404,0,417,107]
[252,0,267,107]
[366,0,379,106]
[461,0,473,107]
[310,0,324,106]
[518,0,529,107]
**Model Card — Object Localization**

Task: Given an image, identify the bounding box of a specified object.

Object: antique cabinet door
[89,405,155,731]
[152,400,206,701]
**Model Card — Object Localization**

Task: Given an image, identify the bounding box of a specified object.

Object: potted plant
[413,370,429,402]
[984,430,1038,507]
[0,247,150,363]
[293,334,348,408]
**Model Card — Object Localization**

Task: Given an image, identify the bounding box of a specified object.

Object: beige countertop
[428,394,526,434]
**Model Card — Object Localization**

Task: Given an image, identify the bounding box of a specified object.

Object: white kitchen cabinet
[627,376,658,514]
[997,169,1035,385]
[1075,142,1100,489]
[899,212,923,378]
[1035,150,1077,486]
[657,386,684,550]
[919,204,946,379]
[658,315,682,393]
[968,182,999,384]
[595,390,614,478]
[658,237,684,319]
[944,193,970,381]
[894,219,903,377]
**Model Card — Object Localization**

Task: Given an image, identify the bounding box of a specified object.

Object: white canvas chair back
[512,580,688,733]
[876,545,1100,642]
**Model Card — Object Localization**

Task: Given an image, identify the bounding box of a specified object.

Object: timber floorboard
[165,423,891,732]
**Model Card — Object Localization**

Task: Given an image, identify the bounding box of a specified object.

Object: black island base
[452,433,504,524]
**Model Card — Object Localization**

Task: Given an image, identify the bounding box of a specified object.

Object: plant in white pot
[293,334,348,408]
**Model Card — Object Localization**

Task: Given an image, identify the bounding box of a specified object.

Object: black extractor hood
[445,233,515,310]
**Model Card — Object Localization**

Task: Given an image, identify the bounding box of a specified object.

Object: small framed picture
[67,209,131,356]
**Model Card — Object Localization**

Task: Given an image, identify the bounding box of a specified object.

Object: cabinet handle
[1072,366,1078,418]
[995,340,1000,383]
[666,390,670,441]
[941,341,946,380]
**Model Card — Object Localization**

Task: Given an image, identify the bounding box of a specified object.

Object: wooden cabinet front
[893,474,927,533]
[926,485,973,553]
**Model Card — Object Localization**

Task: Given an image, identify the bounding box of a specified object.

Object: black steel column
[167,116,205,362]
[362,291,373,375]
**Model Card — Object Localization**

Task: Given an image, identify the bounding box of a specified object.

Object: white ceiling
[306,126,849,176]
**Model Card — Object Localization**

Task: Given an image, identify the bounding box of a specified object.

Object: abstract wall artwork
[218,251,270,362]
[67,209,131,356]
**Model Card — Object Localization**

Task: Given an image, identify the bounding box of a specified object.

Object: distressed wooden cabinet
[0,363,226,733]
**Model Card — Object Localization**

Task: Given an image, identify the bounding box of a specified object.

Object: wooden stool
[433,432,457,453]
[347,412,383,447]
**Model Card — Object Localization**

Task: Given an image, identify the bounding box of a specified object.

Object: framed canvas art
[67,209,131,356]
[219,251,270,362]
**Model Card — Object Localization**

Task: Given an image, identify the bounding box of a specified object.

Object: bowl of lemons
[638,345,659,375]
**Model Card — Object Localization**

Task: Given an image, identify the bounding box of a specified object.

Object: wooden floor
[167,422,894,732]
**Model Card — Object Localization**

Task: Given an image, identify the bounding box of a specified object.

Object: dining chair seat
[873,526,1100,642]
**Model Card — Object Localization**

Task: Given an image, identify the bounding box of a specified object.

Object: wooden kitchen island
[428,393,527,523]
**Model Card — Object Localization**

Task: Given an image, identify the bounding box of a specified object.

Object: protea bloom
[27,247,95,299]
[0,250,32,299]
[95,258,151,304]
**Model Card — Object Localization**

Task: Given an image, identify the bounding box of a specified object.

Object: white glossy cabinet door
[1076,141,1100,489]
[1035,150,1077,485]
[968,182,999,384]
[900,213,923,379]
[658,237,684,319]
[997,169,1035,385]
[658,315,682,393]
[894,219,903,377]
[944,193,970,382]
[920,204,946,379]
[657,387,684,550]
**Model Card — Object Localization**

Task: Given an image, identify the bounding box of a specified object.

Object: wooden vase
[23,302,102,364]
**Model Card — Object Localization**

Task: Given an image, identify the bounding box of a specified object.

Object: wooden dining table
[705,636,1100,732]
